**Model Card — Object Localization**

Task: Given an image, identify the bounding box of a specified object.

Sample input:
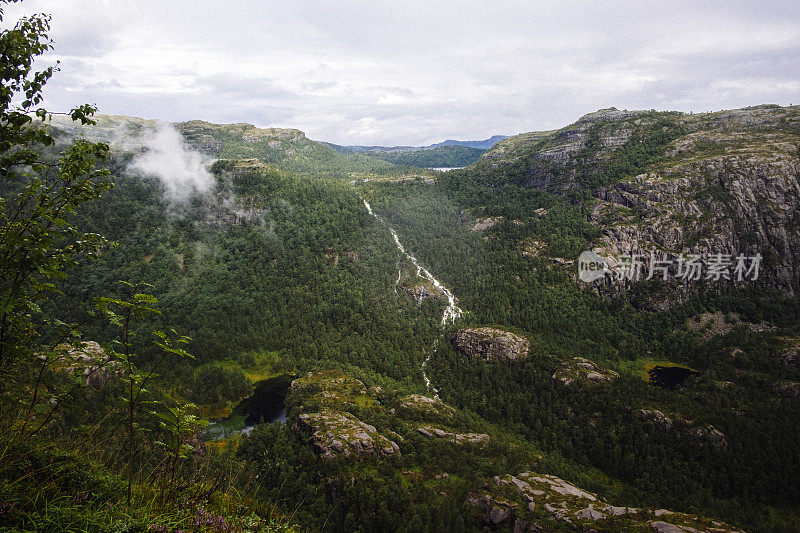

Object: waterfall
[361,197,463,398]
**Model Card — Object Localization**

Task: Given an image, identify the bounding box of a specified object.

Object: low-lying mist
[123,123,214,202]
[50,115,216,202]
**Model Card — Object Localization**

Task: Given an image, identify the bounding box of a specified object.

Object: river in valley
[361,197,463,398]
[201,374,293,441]
[205,195,465,441]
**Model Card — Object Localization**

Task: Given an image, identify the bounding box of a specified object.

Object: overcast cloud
[4,1,800,145]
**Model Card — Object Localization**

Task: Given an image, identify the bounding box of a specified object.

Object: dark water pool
[201,374,293,440]
[648,366,699,389]
[237,374,293,426]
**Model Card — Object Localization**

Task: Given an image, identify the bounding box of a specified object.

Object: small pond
[647,365,699,390]
[201,374,293,441]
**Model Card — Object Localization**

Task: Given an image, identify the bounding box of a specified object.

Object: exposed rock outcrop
[56,341,119,389]
[288,370,378,414]
[397,394,455,421]
[638,409,674,431]
[401,282,443,303]
[773,381,800,399]
[637,409,727,447]
[178,120,308,155]
[294,410,400,459]
[552,357,619,386]
[589,150,800,295]
[467,471,744,532]
[184,133,222,154]
[470,217,503,231]
[451,327,529,362]
[775,337,800,367]
[686,311,775,342]
[417,425,490,446]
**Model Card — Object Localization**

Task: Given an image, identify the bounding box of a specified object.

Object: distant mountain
[358,145,486,168]
[342,135,508,153]
[329,135,508,168]
[340,144,416,153]
[430,135,509,149]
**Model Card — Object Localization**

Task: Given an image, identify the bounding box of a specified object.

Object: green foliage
[96,282,194,505]
[192,363,252,405]
[49,160,444,386]
[152,400,208,501]
[360,145,486,168]
[359,161,800,531]
[0,3,112,386]
[0,431,296,532]
[0,5,296,531]
[2,5,797,530]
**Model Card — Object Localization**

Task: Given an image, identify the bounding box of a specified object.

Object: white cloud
[123,124,215,201]
[3,1,799,145]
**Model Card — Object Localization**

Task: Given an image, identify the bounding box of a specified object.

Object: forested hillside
[347,145,486,168]
[359,106,800,531]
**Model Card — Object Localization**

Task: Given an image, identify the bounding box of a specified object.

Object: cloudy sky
[4,1,800,145]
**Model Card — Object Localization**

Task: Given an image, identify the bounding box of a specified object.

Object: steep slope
[361,105,800,532]
[475,105,800,294]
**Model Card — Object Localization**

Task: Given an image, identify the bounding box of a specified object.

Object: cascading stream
[361,197,463,398]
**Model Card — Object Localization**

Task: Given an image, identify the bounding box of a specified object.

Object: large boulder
[294,409,400,459]
[451,327,529,362]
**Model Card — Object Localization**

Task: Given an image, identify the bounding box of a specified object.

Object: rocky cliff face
[477,105,800,295]
[451,327,530,362]
[177,120,309,157]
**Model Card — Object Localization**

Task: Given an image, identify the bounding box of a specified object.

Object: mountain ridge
[471,104,800,296]
[344,134,508,153]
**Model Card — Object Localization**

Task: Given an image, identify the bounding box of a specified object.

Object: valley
[1,39,799,531]
[3,2,800,531]
[3,104,796,532]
